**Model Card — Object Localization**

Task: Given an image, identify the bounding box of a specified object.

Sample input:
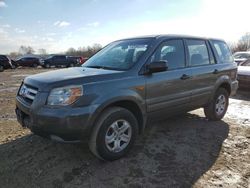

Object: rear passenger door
[145,39,193,117]
[185,39,217,107]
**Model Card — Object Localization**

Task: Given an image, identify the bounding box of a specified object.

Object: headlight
[47,85,83,106]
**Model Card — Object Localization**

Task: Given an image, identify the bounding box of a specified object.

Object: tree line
[8,43,102,59]
[7,33,250,59]
[229,33,250,53]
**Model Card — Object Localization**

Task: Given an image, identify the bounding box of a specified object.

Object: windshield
[83,38,152,70]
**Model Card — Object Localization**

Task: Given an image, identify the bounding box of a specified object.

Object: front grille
[19,84,38,104]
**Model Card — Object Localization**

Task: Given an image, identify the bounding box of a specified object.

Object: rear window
[211,40,233,63]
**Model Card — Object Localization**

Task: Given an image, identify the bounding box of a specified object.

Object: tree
[18,45,35,55]
[66,47,76,56]
[231,33,250,53]
[65,44,102,57]
[38,48,47,55]
[9,52,21,59]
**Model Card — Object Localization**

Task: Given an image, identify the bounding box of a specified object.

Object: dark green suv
[16,35,238,161]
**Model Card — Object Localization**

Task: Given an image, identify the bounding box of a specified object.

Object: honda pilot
[16,35,238,161]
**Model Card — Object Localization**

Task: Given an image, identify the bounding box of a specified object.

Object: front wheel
[204,88,229,121]
[88,107,138,161]
[45,63,50,68]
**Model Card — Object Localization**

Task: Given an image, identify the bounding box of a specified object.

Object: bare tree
[38,48,47,55]
[65,44,102,57]
[9,52,21,59]
[66,47,77,56]
[231,33,250,53]
[18,46,35,55]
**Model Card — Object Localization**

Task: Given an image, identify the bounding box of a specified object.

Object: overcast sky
[0,0,250,54]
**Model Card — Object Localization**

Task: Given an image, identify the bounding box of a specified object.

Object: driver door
[145,39,193,118]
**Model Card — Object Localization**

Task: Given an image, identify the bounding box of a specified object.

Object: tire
[45,63,50,68]
[68,63,74,67]
[0,65,4,72]
[204,88,229,121]
[88,107,138,161]
[33,63,38,68]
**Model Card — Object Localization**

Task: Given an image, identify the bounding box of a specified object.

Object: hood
[24,67,124,91]
[237,66,250,76]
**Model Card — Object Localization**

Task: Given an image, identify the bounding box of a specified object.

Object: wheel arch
[219,82,231,95]
[88,98,146,139]
[214,75,232,95]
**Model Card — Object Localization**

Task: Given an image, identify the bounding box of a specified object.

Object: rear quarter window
[211,40,233,63]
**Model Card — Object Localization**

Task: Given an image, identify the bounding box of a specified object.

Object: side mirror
[146,60,168,74]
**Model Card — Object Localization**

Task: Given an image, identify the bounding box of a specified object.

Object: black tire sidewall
[96,109,138,161]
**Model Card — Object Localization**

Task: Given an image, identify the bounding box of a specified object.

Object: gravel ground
[0,68,249,188]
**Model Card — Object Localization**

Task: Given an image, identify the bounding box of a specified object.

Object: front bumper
[16,95,98,142]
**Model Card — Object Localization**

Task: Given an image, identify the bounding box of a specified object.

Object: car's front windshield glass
[83,38,152,70]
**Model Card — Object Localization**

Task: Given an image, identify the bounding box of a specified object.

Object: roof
[117,34,224,42]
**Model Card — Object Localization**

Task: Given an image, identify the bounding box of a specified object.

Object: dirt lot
[0,68,249,188]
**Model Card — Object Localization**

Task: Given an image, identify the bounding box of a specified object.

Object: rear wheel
[204,88,229,121]
[33,63,38,68]
[88,107,138,161]
[69,63,74,67]
[0,65,4,72]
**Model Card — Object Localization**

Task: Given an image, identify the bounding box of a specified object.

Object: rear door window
[186,39,210,66]
[211,40,233,63]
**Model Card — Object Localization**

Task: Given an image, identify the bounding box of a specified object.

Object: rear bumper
[237,75,250,89]
[230,80,239,96]
[16,96,98,142]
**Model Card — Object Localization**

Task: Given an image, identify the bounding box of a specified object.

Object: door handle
[180,74,191,80]
[213,69,219,74]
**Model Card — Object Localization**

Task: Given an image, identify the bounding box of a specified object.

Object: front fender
[85,88,146,136]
